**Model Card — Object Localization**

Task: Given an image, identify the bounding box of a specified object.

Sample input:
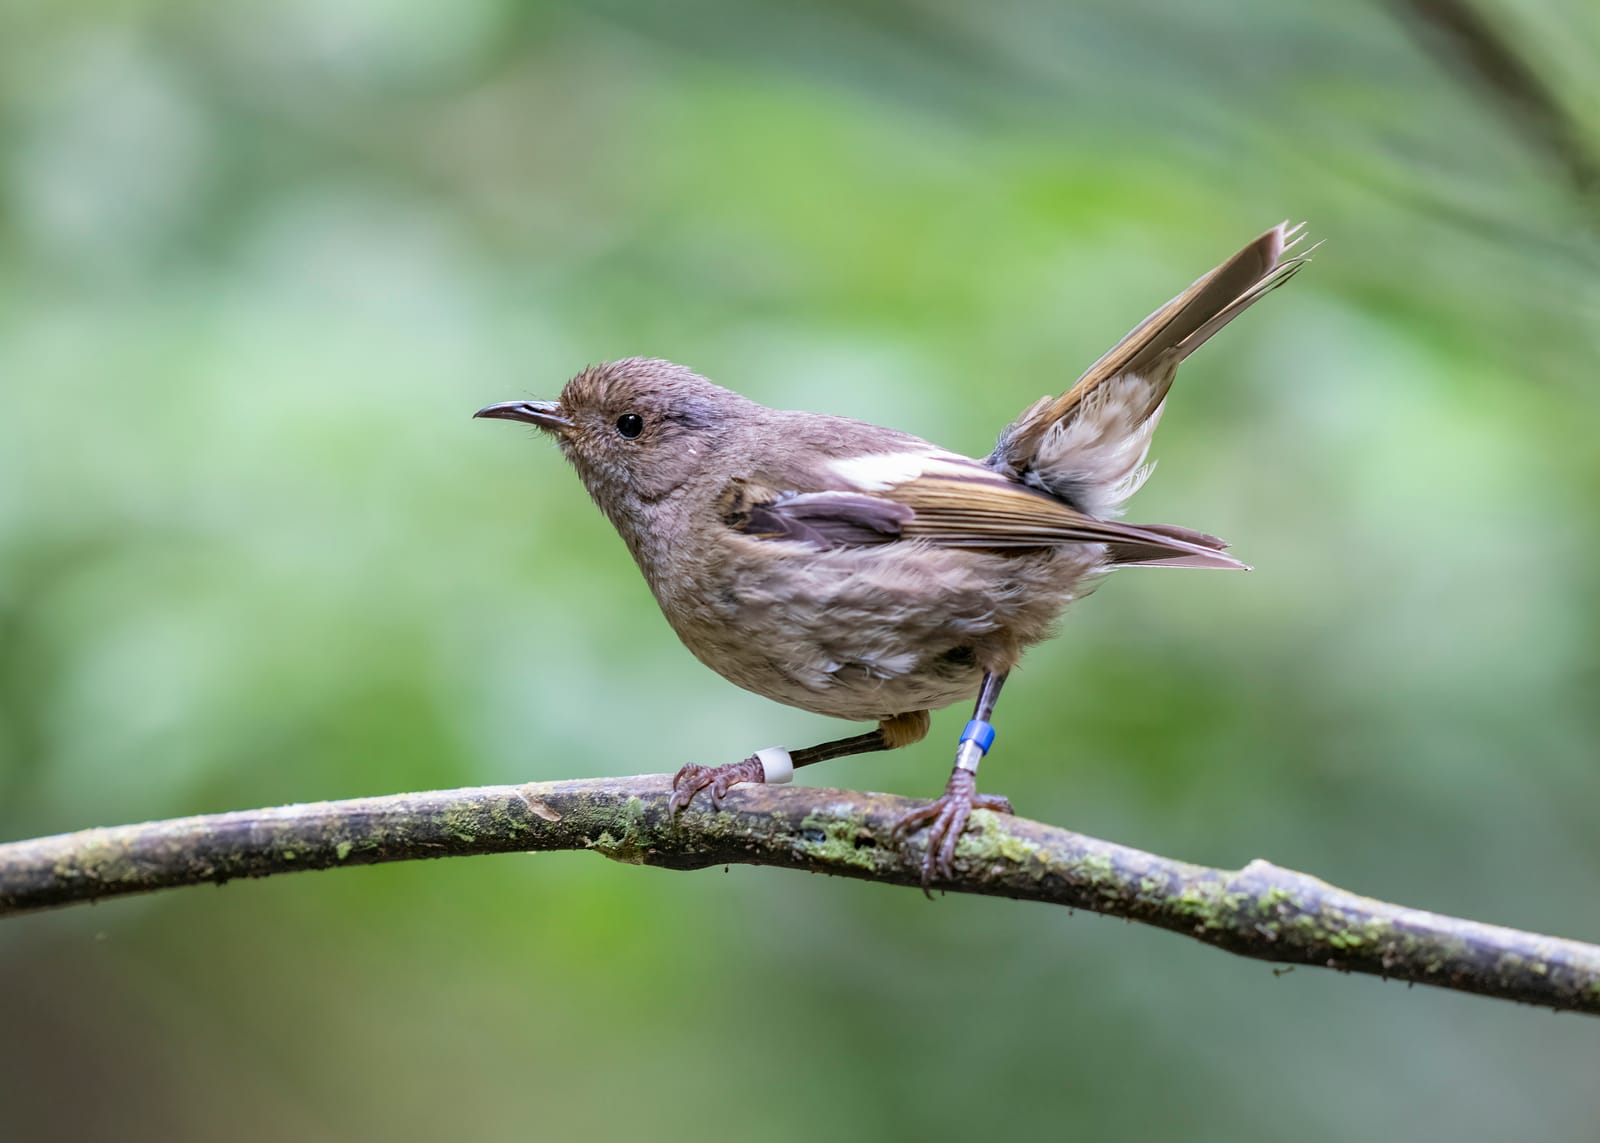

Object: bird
[475,222,1313,887]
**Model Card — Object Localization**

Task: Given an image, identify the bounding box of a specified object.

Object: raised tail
[988,222,1314,521]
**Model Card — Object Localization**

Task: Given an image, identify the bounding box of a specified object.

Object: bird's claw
[668,757,765,814]
[891,769,1013,891]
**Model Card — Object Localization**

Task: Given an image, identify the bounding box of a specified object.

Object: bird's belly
[689,637,986,723]
[658,538,1098,724]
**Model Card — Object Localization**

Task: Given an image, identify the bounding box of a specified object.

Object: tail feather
[1173,226,1313,362]
[1105,522,1250,571]
[988,223,1314,520]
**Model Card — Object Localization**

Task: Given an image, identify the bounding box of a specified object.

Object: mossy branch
[2,774,1597,1015]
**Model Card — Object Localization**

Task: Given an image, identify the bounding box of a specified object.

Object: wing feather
[722,464,1245,571]
[888,471,1246,568]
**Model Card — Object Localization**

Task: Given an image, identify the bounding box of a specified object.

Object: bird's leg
[669,710,930,814]
[892,672,1014,890]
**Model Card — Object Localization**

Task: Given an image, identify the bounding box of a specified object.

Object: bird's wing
[722,451,1246,570]
[718,479,913,547]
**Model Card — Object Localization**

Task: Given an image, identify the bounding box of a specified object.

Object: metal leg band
[954,719,996,773]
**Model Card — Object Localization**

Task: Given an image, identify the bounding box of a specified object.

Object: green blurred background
[3,1,1598,1139]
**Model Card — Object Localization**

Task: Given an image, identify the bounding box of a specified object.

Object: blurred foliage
[3,1,1599,1140]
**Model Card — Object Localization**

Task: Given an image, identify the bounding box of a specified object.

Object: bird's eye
[615,413,644,439]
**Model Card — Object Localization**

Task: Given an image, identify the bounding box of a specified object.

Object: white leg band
[754,747,793,785]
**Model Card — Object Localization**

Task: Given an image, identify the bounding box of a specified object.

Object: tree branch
[3,775,1597,1015]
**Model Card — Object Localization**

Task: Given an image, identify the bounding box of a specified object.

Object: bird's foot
[892,768,1013,891]
[668,757,766,814]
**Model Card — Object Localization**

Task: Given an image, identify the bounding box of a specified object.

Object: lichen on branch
[2,774,1597,1016]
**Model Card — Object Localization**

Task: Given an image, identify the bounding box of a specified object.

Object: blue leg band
[959,719,997,756]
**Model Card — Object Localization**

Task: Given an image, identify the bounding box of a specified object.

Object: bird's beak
[473,399,572,433]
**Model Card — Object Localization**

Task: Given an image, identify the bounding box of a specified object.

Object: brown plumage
[474,222,1314,886]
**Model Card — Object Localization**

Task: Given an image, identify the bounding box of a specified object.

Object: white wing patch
[828,449,983,491]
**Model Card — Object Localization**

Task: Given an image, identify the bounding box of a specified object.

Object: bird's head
[475,357,752,527]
